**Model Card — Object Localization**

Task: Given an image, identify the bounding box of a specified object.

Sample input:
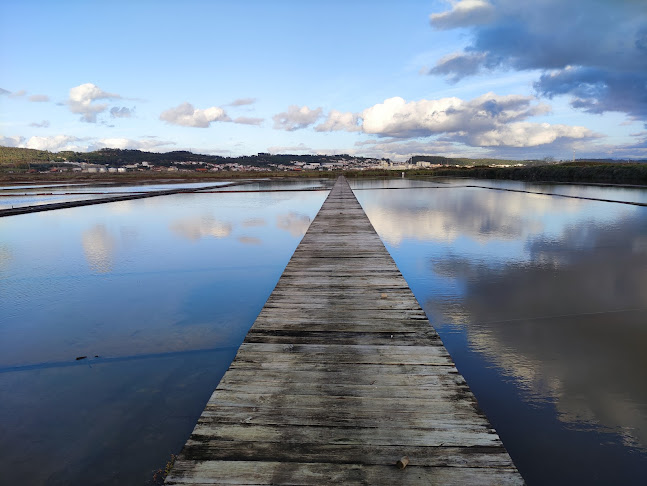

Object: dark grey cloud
[0,88,11,96]
[429,0,647,121]
[535,67,647,121]
[429,52,488,82]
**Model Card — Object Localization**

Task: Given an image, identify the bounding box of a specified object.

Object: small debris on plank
[396,456,409,469]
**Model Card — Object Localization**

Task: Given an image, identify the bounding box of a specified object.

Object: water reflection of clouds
[170,216,233,240]
[0,244,12,273]
[362,188,595,246]
[107,200,135,213]
[276,212,311,237]
[82,224,117,273]
[427,215,647,449]
[242,218,266,227]
[237,236,262,245]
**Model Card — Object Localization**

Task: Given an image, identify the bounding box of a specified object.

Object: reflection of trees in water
[170,216,233,240]
[276,212,311,237]
[426,214,647,449]
[82,224,116,273]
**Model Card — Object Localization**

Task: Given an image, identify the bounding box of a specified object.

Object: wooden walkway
[166,176,523,485]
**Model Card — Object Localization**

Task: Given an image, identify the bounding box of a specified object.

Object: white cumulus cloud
[233,116,264,126]
[315,110,361,132]
[25,135,86,151]
[67,83,122,123]
[430,0,496,29]
[91,137,176,151]
[0,135,25,147]
[465,122,594,147]
[1,135,177,153]
[361,93,550,139]
[159,102,230,127]
[273,105,322,131]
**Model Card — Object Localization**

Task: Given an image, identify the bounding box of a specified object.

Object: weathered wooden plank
[217,369,466,387]
[254,308,428,318]
[178,441,517,468]
[233,352,453,366]
[247,323,437,334]
[243,331,440,345]
[204,390,480,411]
[212,381,470,399]
[166,176,522,485]
[167,461,524,485]
[189,424,502,447]
[198,405,489,426]
[228,361,458,373]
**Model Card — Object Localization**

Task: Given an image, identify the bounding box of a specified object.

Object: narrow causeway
[166,176,524,485]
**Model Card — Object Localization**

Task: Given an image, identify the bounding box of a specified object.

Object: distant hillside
[0,146,377,169]
[0,146,55,166]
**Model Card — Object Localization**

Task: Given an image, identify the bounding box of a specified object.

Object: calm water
[351,178,647,485]
[1,177,646,485]
[0,183,328,485]
[0,181,245,210]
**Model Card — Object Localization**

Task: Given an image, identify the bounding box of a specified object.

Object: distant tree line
[427,162,647,185]
[0,147,382,169]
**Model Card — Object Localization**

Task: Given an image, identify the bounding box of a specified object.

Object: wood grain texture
[166,176,524,485]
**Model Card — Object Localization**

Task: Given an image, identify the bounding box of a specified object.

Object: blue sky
[1,0,646,160]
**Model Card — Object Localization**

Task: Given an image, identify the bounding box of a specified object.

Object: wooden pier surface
[166,176,523,485]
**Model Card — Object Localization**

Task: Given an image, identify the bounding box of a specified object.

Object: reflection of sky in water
[436,177,647,205]
[0,193,120,209]
[233,178,334,191]
[355,179,647,485]
[0,183,93,190]
[0,188,326,485]
[0,181,239,209]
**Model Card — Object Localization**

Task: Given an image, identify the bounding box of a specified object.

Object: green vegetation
[1,146,646,185]
[0,146,377,171]
[0,146,58,167]
[410,155,543,166]
[423,162,647,185]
